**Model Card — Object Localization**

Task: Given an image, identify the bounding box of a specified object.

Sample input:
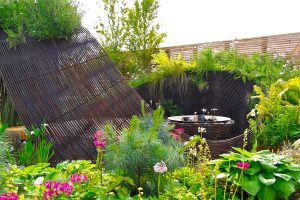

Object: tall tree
[126,0,166,71]
[96,0,128,72]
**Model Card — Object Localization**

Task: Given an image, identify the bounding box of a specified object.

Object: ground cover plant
[215,148,300,200]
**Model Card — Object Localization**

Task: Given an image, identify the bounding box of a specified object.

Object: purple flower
[0,192,18,200]
[94,130,107,148]
[153,161,168,173]
[236,162,250,169]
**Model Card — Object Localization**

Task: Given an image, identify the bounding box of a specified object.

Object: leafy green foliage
[96,0,128,72]
[18,123,54,166]
[250,77,300,148]
[0,160,137,199]
[161,167,217,200]
[0,123,15,167]
[104,106,184,195]
[0,0,82,47]
[97,0,166,76]
[161,99,183,117]
[215,148,300,200]
[126,0,166,72]
[131,48,300,91]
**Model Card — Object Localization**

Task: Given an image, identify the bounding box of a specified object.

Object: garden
[0,0,300,200]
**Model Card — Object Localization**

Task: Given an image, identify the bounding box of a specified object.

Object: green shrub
[250,77,300,148]
[161,99,183,117]
[0,0,82,47]
[215,148,300,200]
[131,49,300,91]
[104,102,184,195]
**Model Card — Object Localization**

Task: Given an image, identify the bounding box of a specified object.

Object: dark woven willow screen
[0,28,145,162]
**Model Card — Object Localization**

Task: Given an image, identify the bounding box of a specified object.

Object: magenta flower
[175,128,184,134]
[0,192,18,200]
[59,182,73,195]
[43,180,73,199]
[70,173,89,183]
[172,128,184,141]
[94,130,107,148]
[236,162,250,169]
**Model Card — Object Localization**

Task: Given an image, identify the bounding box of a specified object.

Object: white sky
[80,0,300,47]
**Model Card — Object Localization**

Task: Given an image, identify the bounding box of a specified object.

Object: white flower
[30,131,34,135]
[198,127,206,133]
[153,161,167,173]
[189,136,194,140]
[34,177,44,186]
[189,148,197,156]
[44,123,49,127]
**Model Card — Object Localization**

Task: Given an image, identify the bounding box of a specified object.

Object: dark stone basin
[168,115,235,140]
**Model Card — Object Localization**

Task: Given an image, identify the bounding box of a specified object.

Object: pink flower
[43,180,73,199]
[0,192,18,200]
[59,182,73,195]
[236,162,250,169]
[153,161,168,173]
[175,128,184,134]
[94,130,107,148]
[172,133,180,141]
[70,173,88,183]
[171,128,184,141]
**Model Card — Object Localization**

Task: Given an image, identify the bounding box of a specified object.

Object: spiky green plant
[104,101,184,195]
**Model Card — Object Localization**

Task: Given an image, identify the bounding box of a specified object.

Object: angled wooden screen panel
[0,28,145,162]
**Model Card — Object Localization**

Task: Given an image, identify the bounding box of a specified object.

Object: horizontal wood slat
[162,32,300,64]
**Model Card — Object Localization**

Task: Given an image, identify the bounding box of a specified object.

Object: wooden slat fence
[162,32,300,64]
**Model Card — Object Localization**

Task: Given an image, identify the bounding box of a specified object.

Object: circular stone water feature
[168,115,235,140]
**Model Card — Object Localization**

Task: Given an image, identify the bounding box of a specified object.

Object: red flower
[236,162,250,169]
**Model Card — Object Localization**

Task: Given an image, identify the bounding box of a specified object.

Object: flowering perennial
[153,161,168,173]
[43,180,73,199]
[0,192,18,200]
[236,162,250,169]
[70,173,88,183]
[198,127,206,133]
[94,130,107,148]
[172,127,184,141]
